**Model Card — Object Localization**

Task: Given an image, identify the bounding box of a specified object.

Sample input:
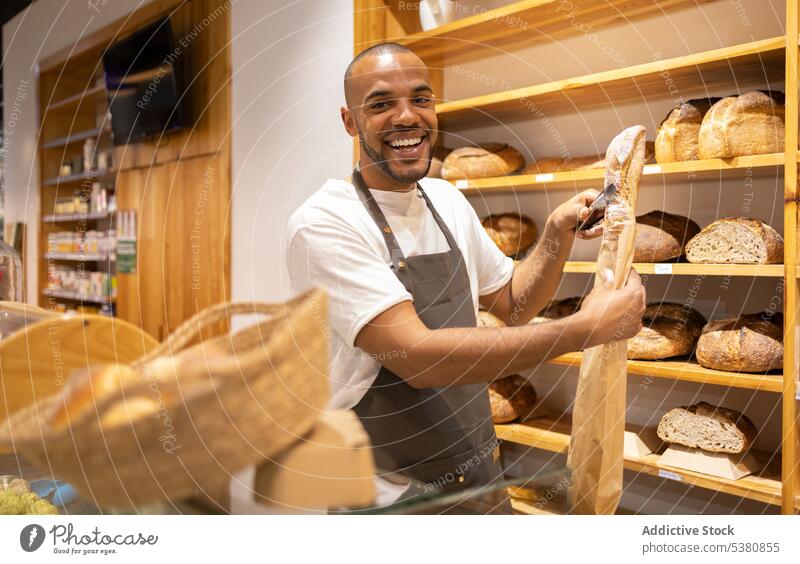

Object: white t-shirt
[286,176,514,411]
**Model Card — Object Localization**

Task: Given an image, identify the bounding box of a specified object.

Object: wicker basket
[0,288,329,509]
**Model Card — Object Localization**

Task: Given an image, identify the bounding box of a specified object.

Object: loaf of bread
[441,143,525,180]
[477,310,506,328]
[628,302,706,360]
[529,296,583,324]
[685,218,783,264]
[481,213,537,257]
[697,90,785,159]
[524,142,654,174]
[657,401,758,454]
[489,374,537,424]
[655,98,720,163]
[634,210,701,262]
[696,312,783,372]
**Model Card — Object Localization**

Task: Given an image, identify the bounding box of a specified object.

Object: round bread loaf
[696,312,783,372]
[657,401,758,454]
[634,210,701,262]
[655,98,720,163]
[427,146,452,179]
[529,296,583,324]
[685,217,783,264]
[477,310,506,328]
[628,302,706,360]
[489,374,537,424]
[697,90,785,159]
[523,142,654,174]
[441,143,525,180]
[481,213,537,257]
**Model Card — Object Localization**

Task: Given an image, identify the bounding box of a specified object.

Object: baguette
[656,401,758,454]
[685,217,783,264]
[695,312,783,372]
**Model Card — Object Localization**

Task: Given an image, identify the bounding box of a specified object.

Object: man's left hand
[549,189,604,240]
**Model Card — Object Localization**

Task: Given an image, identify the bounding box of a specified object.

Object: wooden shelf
[42,127,104,150]
[42,289,114,304]
[562,261,786,278]
[44,252,112,262]
[495,416,783,506]
[436,36,785,124]
[45,84,105,112]
[43,211,112,223]
[397,0,711,62]
[456,153,786,193]
[549,351,784,393]
[42,170,114,187]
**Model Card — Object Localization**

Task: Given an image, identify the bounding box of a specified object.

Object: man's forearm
[395,314,591,388]
[507,220,574,325]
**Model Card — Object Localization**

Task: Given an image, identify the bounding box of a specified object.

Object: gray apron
[350,168,509,510]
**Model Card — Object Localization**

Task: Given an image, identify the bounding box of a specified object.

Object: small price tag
[658,469,682,482]
[654,263,673,275]
[455,180,469,189]
[643,164,662,175]
[535,173,554,182]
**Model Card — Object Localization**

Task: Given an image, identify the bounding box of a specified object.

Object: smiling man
[287,43,645,509]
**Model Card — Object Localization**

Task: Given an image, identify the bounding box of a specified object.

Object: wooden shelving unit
[455,153,786,193]
[356,0,799,514]
[41,127,105,150]
[495,416,787,507]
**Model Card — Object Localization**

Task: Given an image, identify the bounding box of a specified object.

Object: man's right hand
[577,268,646,348]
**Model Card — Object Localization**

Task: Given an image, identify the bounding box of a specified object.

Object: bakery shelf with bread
[434,36,784,125]
[495,415,785,507]
[560,262,787,277]
[453,152,787,194]
[548,352,783,393]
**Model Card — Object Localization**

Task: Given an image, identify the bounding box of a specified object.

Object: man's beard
[358,131,432,184]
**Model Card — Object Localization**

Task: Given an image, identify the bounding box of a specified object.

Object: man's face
[343,52,438,184]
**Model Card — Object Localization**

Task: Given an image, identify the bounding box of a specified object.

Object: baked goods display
[481,213,538,257]
[655,98,720,163]
[696,312,783,372]
[634,210,701,262]
[0,477,59,515]
[440,143,525,180]
[657,402,758,454]
[528,296,583,324]
[685,217,783,264]
[523,141,654,174]
[628,303,706,360]
[489,374,538,424]
[697,90,785,159]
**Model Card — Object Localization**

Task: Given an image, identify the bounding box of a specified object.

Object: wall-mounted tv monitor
[103,17,187,145]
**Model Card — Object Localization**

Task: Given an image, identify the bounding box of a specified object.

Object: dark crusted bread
[628,302,706,360]
[441,143,525,180]
[655,98,720,163]
[697,90,785,159]
[696,312,783,372]
[481,213,538,257]
[489,375,537,424]
[657,401,758,454]
[685,217,784,264]
[528,296,584,325]
[634,210,701,262]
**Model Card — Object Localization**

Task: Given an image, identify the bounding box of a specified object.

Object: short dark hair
[344,42,416,107]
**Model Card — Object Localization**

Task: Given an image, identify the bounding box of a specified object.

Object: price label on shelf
[455,180,469,190]
[654,263,673,275]
[535,173,554,182]
[658,469,682,482]
[643,164,662,175]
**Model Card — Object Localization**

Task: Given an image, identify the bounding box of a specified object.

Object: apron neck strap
[351,166,460,259]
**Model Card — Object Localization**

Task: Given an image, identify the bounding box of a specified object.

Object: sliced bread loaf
[657,401,758,454]
[685,217,783,264]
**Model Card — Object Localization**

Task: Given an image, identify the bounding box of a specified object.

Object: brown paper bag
[567,126,646,515]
